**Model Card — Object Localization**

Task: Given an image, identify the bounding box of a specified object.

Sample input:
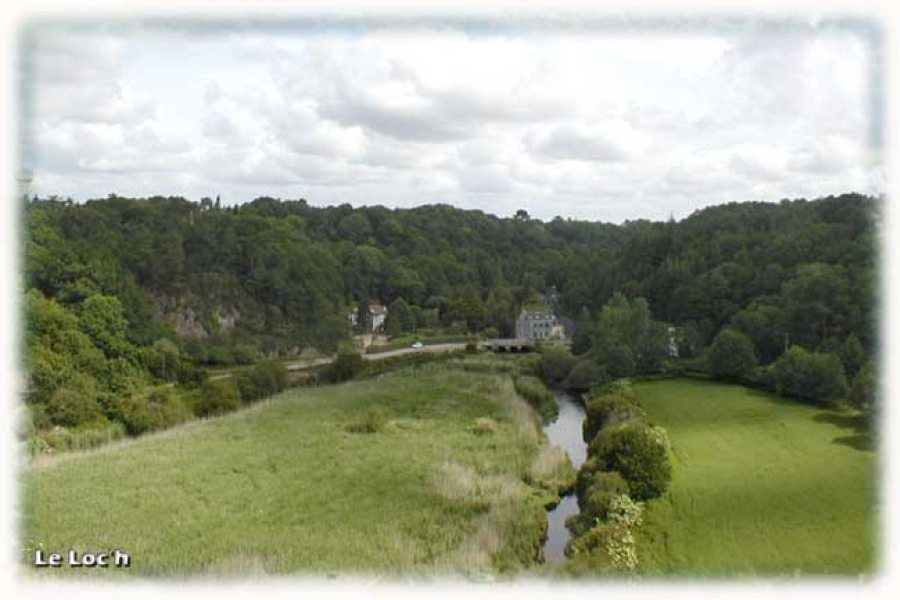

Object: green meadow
[21,362,573,578]
[633,377,877,577]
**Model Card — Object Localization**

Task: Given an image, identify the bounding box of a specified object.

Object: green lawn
[633,377,877,577]
[21,362,572,578]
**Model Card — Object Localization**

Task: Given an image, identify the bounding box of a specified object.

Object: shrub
[253,362,289,395]
[583,394,645,442]
[235,362,289,403]
[562,358,607,391]
[607,494,644,527]
[513,375,556,420]
[206,345,234,366]
[588,422,672,500]
[182,338,209,363]
[325,347,366,383]
[517,353,543,377]
[43,373,103,427]
[850,361,876,413]
[708,328,758,381]
[117,387,191,435]
[231,343,258,365]
[592,340,636,380]
[569,469,631,536]
[589,379,636,402]
[541,346,577,384]
[772,346,849,406]
[566,521,638,573]
[574,457,609,498]
[39,420,126,453]
[346,408,385,434]
[195,378,242,417]
[471,417,497,435]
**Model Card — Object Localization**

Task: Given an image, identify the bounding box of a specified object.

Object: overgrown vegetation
[560,380,673,575]
[23,363,562,577]
[513,375,557,421]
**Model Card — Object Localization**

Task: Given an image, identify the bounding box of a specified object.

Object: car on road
[411,341,424,349]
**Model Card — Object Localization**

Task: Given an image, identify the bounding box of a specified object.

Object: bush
[346,408,385,433]
[588,422,672,500]
[43,373,103,427]
[850,361,876,413]
[517,353,543,377]
[566,521,637,573]
[206,345,234,366]
[195,378,242,417]
[562,358,607,391]
[173,360,208,387]
[541,346,577,385]
[708,328,758,381]
[471,417,497,435]
[583,395,645,442]
[589,379,636,402]
[592,341,635,380]
[570,469,630,533]
[231,343,258,365]
[772,346,849,406]
[182,338,209,363]
[38,420,126,453]
[117,387,191,435]
[513,375,556,420]
[235,362,289,403]
[325,347,366,383]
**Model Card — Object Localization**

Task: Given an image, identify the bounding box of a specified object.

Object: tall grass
[513,375,557,421]
[22,363,553,578]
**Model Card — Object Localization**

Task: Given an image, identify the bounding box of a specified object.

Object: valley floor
[633,378,877,577]
[21,361,572,578]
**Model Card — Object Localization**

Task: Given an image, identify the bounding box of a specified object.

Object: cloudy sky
[20,20,884,222]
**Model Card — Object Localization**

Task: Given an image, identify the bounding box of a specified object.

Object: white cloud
[22,24,881,222]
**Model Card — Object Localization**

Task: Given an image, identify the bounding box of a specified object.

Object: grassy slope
[634,378,877,577]
[22,362,572,578]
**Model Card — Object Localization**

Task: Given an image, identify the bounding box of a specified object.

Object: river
[540,390,588,564]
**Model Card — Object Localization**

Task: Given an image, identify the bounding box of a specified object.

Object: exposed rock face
[154,294,240,338]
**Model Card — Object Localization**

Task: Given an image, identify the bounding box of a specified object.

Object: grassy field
[21,361,573,578]
[633,377,877,577]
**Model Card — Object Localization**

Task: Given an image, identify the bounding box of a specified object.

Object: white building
[515,309,563,341]
[367,303,387,333]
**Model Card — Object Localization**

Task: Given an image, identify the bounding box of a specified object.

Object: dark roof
[557,316,577,336]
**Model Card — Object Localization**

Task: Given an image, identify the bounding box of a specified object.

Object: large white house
[515,308,564,341]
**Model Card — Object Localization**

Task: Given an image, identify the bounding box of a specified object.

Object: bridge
[484,338,535,353]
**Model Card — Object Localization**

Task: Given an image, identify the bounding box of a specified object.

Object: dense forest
[22,192,879,440]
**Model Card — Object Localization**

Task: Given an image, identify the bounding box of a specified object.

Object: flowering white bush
[605,527,638,572]
[608,493,644,527]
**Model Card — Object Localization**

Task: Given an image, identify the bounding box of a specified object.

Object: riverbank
[22,360,571,578]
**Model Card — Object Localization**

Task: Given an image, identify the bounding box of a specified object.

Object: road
[358,342,467,362]
[208,342,470,379]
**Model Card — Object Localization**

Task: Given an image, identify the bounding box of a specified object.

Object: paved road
[208,342,470,379]
[359,342,467,362]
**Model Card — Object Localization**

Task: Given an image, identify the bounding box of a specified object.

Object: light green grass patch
[633,378,877,577]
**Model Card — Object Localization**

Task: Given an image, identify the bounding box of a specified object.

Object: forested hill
[22,192,873,379]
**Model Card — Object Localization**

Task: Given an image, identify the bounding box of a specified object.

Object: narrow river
[540,390,588,564]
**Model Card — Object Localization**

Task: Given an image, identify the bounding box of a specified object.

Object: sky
[19,19,885,223]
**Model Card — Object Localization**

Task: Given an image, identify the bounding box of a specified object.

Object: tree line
[23,192,878,434]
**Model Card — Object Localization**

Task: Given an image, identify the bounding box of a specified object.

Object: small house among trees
[365,303,388,333]
[515,308,565,341]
